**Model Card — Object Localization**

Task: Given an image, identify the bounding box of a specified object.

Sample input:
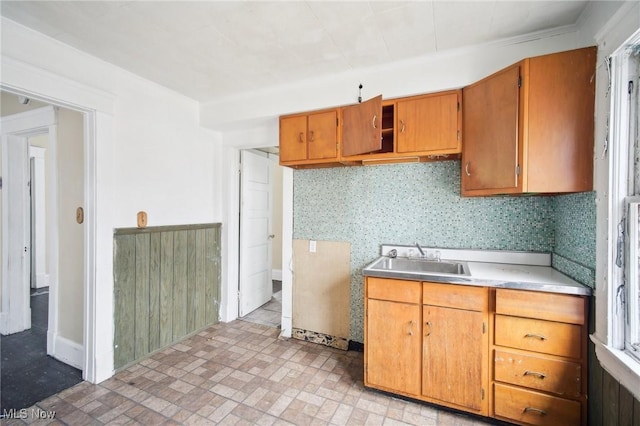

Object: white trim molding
[272,269,282,282]
[2,54,115,383]
[592,335,640,401]
[50,331,84,370]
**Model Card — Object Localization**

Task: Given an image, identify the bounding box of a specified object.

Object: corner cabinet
[364,278,588,426]
[461,46,596,196]
[279,108,339,167]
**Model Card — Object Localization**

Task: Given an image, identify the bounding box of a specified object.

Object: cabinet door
[280,115,307,162]
[462,64,520,194]
[422,305,485,412]
[342,95,382,157]
[307,110,338,160]
[366,298,421,396]
[397,92,459,154]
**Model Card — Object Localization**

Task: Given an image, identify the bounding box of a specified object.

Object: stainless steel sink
[367,257,469,276]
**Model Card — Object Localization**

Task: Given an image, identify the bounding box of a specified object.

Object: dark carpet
[0,288,83,414]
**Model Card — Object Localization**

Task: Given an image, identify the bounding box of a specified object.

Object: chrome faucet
[415,242,425,257]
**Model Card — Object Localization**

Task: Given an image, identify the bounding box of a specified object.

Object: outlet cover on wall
[309,240,317,253]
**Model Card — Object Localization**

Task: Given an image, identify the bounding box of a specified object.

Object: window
[608,30,640,365]
[628,200,640,359]
[624,44,640,359]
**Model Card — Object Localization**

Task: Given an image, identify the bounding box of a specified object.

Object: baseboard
[35,273,50,288]
[0,312,9,335]
[272,269,282,281]
[51,333,83,370]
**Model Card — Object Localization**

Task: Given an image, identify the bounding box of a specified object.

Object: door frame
[239,149,274,317]
[222,144,292,336]
[29,145,48,289]
[1,107,57,337]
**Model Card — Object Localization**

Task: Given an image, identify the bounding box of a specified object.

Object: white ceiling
[1,1,594,103]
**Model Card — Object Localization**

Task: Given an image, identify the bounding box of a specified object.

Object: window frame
[592,27,640,401]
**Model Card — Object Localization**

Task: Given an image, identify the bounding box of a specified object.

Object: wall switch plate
[309,240,317,253]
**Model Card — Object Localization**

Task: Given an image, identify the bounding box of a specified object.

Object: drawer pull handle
[425,321,432,337]
[524,370,547,379]
[524,333,547,341]
[523,407,547,416]
[409,320,414,336]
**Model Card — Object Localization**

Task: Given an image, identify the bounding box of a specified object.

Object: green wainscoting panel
[113,223,221,370]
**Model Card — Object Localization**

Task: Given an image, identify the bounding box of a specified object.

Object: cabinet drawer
[367,278,421,304]
[495,315,582,358]
[494,383,581,426]
[495,289,585,325]
[423,282,487,311]
[494,349,582,397]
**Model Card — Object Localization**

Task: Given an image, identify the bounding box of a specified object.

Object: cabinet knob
[298,132,304,143]
[408,320,414,336]
[309,130,315,142]
[465,161,471,176]
[424,321,432,336]
[400,119,406,133]
[372,115,377,129]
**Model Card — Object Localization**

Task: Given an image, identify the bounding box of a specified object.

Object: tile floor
[240,291,282,329]
[3,319,499,425]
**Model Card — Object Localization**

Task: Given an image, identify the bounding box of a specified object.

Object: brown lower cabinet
[364,278,588,426]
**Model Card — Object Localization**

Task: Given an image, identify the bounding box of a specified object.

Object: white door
[239,150,273,316]
[2,134,32,333]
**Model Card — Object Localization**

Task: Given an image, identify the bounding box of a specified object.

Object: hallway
[0,288,83,414]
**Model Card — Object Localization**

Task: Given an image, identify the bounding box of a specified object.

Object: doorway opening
[0,93,85,412]
[238,148,283,329]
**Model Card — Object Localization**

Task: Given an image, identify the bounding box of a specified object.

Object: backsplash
[293,160,596,342]
[552,192,597,287]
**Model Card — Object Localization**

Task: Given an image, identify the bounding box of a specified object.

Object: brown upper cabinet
[279,108,339,166]
[461,47,596,196]
[279,90,462,167]
[341,95,385,157]
[396,91,461,156]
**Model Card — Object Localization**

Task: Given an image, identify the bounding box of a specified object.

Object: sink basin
[366,257,469,276]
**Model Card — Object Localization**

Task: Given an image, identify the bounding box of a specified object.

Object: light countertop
[363,245,592,296]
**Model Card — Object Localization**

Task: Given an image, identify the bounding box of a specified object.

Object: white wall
[1,17,223,382]
[56,108,84,345]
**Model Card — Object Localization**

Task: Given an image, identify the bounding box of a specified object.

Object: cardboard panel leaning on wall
[292,239,350,349]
